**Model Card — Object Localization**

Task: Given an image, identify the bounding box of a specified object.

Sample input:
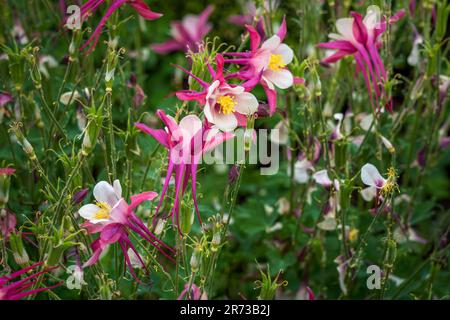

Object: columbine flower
[176,54,259,132]
[77,0,162,53]
[317,6,405,110]
[313,169,336,189]
[78,180,174,279]
[360,163,398,198]
[293,158,314,184]
[225,17,294,114]
[0,262,62,300]
[135,110,234,234]
[152,5,214,54]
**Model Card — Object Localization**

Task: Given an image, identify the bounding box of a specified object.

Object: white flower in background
[39,55,58,79]
[60,91,81,105]
[78,180,122,224]
[313,170,339,190]
[270,120,289,145]
[276,197,290,215]
[266,222,283,233]
[290,158,314,184]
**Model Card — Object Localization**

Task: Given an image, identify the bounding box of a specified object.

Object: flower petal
[93,181,120,207]
[234,92,259,115]
[264,68,293,89]
[361,163,386,188]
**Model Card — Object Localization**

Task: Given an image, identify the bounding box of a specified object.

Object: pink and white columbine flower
[0,262,62,300]
[361,163,386,189]
[225,17,294,115]
[360,163,397,203]
[78,180,174,279]
[77,0,162,53]
[135,110,234,234]
[317,6,405,110]
[152,5,214,54]
[176,54,259,132]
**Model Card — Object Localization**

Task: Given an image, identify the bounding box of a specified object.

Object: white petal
[113,180,122,199]
[336,18,355,42]
[360,186,377,201]
[294,159,313,183]
[313,169,332,187]
[206,80,220,99]
[213,112,238,132]
[204,102,214,123]
[234,92,259,115]
[261,35,281,51]
[273,43,294,65]
[93,181,120,207]
[264,69,293,89]
[79,204,100,220]
[361,163,386,188]
[60,91,80,105]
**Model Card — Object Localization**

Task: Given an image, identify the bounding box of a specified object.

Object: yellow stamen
[94,202,111,220]
[217,95,237,115]
[380,167,399,197]
[268,54,286,71]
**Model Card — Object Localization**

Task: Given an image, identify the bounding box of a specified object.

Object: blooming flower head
[77,0,162,53]
[0,262,62,300]
[225,17,294,114]
[152,5,214,54]
[317,6,405,110]
[135,110,234,234]
[361,163,398,198]
[176,54,259,132]
[79,180,174,278]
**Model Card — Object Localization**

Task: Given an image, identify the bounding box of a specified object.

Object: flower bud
[154,219,166,235]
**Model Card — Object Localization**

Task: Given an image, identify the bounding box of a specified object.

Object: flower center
[217,95,236,115]
[268,54,286,71]
[94,202,111,220]
[380,167,399,197]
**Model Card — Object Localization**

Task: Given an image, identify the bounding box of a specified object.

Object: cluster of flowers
[1,0,433,300]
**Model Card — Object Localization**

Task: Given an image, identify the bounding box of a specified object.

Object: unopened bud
[381,135,395,153]
[154,219,166,235]
[211,232,221,252]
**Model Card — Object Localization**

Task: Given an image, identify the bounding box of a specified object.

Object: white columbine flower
[78,180,122,224]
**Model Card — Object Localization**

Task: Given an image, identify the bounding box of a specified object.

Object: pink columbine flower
[78,179,174,279]
[0,262,62,300]
[317,6,405,110]
[224,17,294,115]
[152,5,214,54]
[135,110,234,234]
[176,54,259,132]
[78,0,162,53]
